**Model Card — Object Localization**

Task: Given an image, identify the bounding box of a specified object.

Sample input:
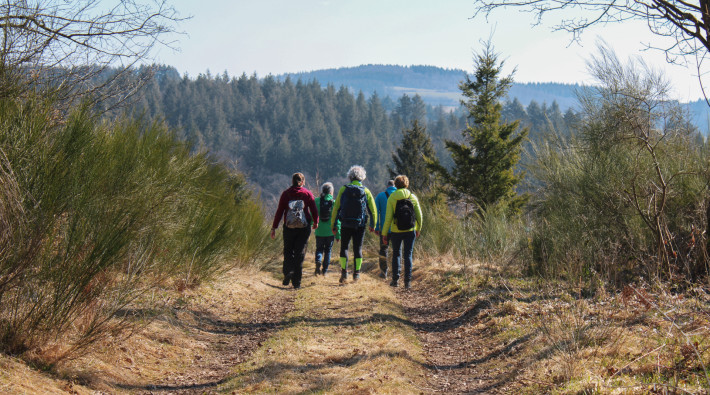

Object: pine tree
[389,120,438,192]
[430,42,528,214]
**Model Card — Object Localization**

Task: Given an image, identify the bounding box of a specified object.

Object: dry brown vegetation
[1,253,709,394]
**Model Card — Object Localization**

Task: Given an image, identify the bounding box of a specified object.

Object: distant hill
[279,64,710,135]
[280,64,581,110]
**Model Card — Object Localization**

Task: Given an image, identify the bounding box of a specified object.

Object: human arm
[331,186,344,234]
[271,190,288,230]
[307,192,318,230]
[412,193,423,233]
[365,188,377,232]
[381,194,395,243]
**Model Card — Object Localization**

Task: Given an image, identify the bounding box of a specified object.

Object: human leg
[351,226,366,281]
[315,236,326,275]
[290,227,311,288]
[389,232,404,286]
[339,227,355,283]
[322,236,334,275]
[401,231,416,288]
[378,234,389,278]
[282,227,298,285]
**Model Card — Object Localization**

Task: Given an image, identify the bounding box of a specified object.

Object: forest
[107,65,582,202]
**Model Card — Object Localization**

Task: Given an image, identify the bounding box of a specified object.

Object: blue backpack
[338,184,367,229]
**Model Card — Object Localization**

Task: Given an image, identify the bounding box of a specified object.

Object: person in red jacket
[271,172,318,289]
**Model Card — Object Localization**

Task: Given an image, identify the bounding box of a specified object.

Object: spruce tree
[430,42,528,214]
[389,120,438,192]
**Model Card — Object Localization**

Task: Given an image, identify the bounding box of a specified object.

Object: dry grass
[5,246,708,394]
[1,265,286,394]
[221,255,429,394]
[413,257,710,394]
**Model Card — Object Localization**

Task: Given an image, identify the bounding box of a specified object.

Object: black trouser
[339,226,366,267]
[390,231,416,283]
[283,226,311,287]
[378,233,390,273]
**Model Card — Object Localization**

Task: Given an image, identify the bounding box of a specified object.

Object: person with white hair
[313,182,340,276]
[331,165,377,284]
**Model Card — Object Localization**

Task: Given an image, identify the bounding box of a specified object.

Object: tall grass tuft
[417,195,528,273]
[0,96,271,362]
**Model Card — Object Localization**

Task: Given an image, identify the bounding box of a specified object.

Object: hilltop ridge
[278,64,710,134]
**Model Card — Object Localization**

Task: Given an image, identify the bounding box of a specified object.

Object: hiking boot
[314,267,321,276]
[293,284,301,289]
[379,270,388,279]
[322,268,328,276]
[390,279,398,287]
[353,270,360,282]
[283,272,292,286]
[339,269,348,284]
[404,281,411,290]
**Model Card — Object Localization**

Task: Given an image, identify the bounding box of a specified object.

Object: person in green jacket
[382,175,423,289]
[314,182,340,276]
[331,165,377,284]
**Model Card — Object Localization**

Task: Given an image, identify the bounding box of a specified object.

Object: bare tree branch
[473,0,710,100]
[0,0,184,110]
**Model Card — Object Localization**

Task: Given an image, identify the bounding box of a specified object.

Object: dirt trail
[218,265,430,394]
[115,263,515,394]
[134,291,296,393]
[400,285,524,394]
[4,262,521,394]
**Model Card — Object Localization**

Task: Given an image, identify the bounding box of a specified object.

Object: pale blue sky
[154,0,704,101]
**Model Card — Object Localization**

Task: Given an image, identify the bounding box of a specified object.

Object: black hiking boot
[314,266,321,276]
[283,272,292,286]
[322,267,328,276]
[390,279,398,287]
[353,270,360,282]
[339,269,348,284]
[404,281,411,290]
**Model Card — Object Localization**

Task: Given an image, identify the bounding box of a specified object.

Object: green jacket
[315,195,340,238]
[331,180,377,230]
[382,188,423,233]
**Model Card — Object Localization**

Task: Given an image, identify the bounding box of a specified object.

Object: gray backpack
[285,200,308,228]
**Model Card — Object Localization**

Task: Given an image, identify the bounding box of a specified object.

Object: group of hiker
[270,165,423,290]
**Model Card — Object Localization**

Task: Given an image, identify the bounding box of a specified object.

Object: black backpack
[319,196,333,223]
[338,184,367,229]
[394,196,416,229]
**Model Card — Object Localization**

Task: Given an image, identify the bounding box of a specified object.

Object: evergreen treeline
[115,66,581,200]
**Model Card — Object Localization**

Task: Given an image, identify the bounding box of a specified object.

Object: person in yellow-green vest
[382,175,423,289]
[331,165,377,284]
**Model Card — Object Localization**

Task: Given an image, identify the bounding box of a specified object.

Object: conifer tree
[389,120,438,192]
[430,42,528,214]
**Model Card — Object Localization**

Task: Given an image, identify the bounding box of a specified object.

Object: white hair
[347,165,366,181]
[321,182,334,195]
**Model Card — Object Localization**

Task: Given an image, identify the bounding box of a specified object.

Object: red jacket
[272,186,318,229]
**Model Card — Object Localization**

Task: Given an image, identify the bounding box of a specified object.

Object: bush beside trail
[0,96,273,365]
